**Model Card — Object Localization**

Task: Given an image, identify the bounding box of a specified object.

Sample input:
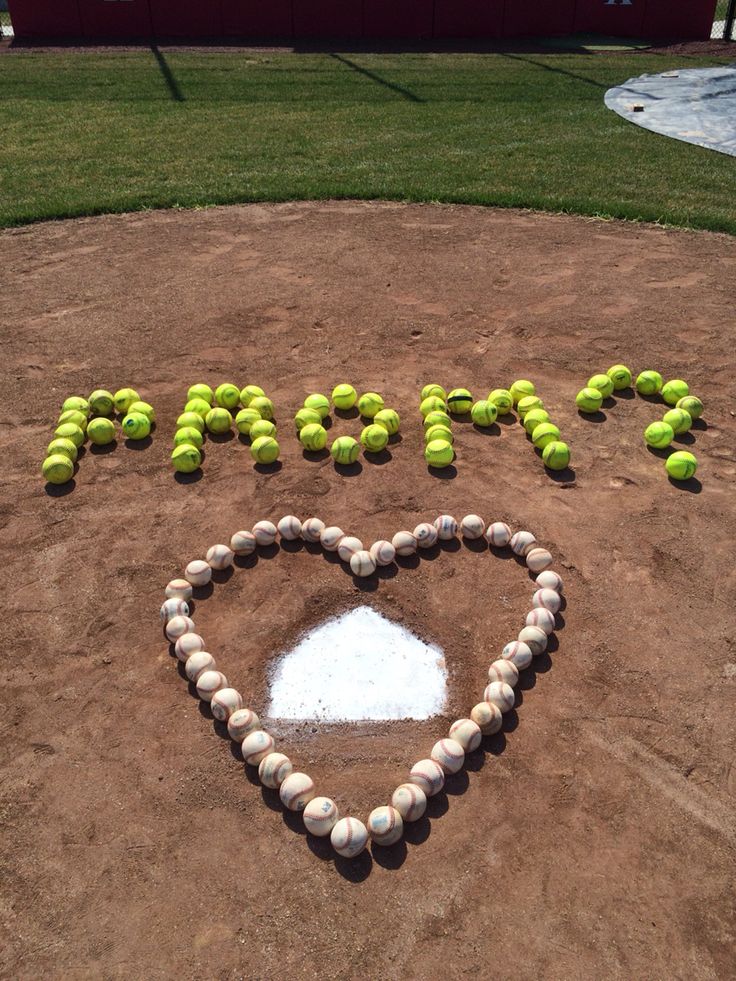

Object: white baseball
[206,544,234,570]
[185,650,216,683]
[369,540,396,566]
[392,531,417,556]
[230,530,257,555]
[303,796,339,836]
[533,587,561,614]
[409,759,445,796]
[501,641,533,671]
[210,687,243,722]
[449,718,482,752]
[160,597,189,623]
[367,806,403,846]
[536,570,564,593]
[526,547,553,573]
[277,515,302,540]
[241,730,275,765]
[195,669,228,702]
[320,526,345,551]
[165,615,195,642]
[484,681,515,713]
[485,521,512,547]
[430,737,465,774]
[175,632,205,662]
[487,659,519,687]
[433,514,458,540]
[331,817,369,858]
[227,708,261,742]
[301,517,325,542]
[414,522,439,548]
[279,772,315,811]
[460,514,485,539]
[258,752,293,789]
[165,578,192,601]
[391,783,427,822]
[519,625,548,656]
[252,520,278,546]
[470,701,502,735]
[526,607,556,635]
[510,531,537,556]
[184,560,211,587]
[350,550,376,577]
[337,536,363,562]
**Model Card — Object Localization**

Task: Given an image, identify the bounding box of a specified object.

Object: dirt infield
[2,201,735,979]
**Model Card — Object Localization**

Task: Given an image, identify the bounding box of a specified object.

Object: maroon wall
[222,0,293,38]
[7,0,720,42]
[7,0,83,38]
[77,0,152,39]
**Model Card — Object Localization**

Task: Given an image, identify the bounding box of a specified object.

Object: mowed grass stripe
[0,51,733,232]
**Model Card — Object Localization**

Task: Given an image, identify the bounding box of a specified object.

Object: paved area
[606,65,736,157]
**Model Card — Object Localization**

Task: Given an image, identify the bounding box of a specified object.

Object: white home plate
[267,606,447,722]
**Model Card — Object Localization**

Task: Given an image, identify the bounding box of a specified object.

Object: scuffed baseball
[350,550,376,578]
[241,730,275,766]
[160,597,189,623]
[526,607,556,635]
[185,650,216,683]
[449,718,482,753]
[279,772,315,811]
[337,536,363,562]
[301,517,325,542]
[258,752,293,789]
[184,560,211,587]
[165,615,195,642]
[391,783,427,822]
[367,806,403,846]
[195,669,228,702]
[510,530,537,556]
[536,570,564,593]
[252,520,278,547]
[414,522,439,549]
[277,515,302,541]
[526,547,553,573]
[165,578,193,601]
[484,681,515,713]
[206,544,234,570]
[430,738,465,775]
[470,701,503,735]
[460,514,485,539]
[392,531,417,556]
[533,587,562,615]
[433,514,458,540]
[175,632,205,662]
[369,540,396,566]
[227,708,261,742]
[409,759,445,796]
[320,526,345,551]
[210,687,243,722]
[501,640,533,671]
[519,624,548,656]
[331,817,369,858]
[230,530,257,556]
[487,659,519,687]
[485,521,511,547]
[303,796,339,836]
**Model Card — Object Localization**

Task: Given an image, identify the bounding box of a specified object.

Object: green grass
[0,50,734,232]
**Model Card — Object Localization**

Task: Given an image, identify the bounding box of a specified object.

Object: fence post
[725,0,736,39]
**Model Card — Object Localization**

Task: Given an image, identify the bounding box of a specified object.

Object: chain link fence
[0,0,11,40]
[713,0,736,38]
